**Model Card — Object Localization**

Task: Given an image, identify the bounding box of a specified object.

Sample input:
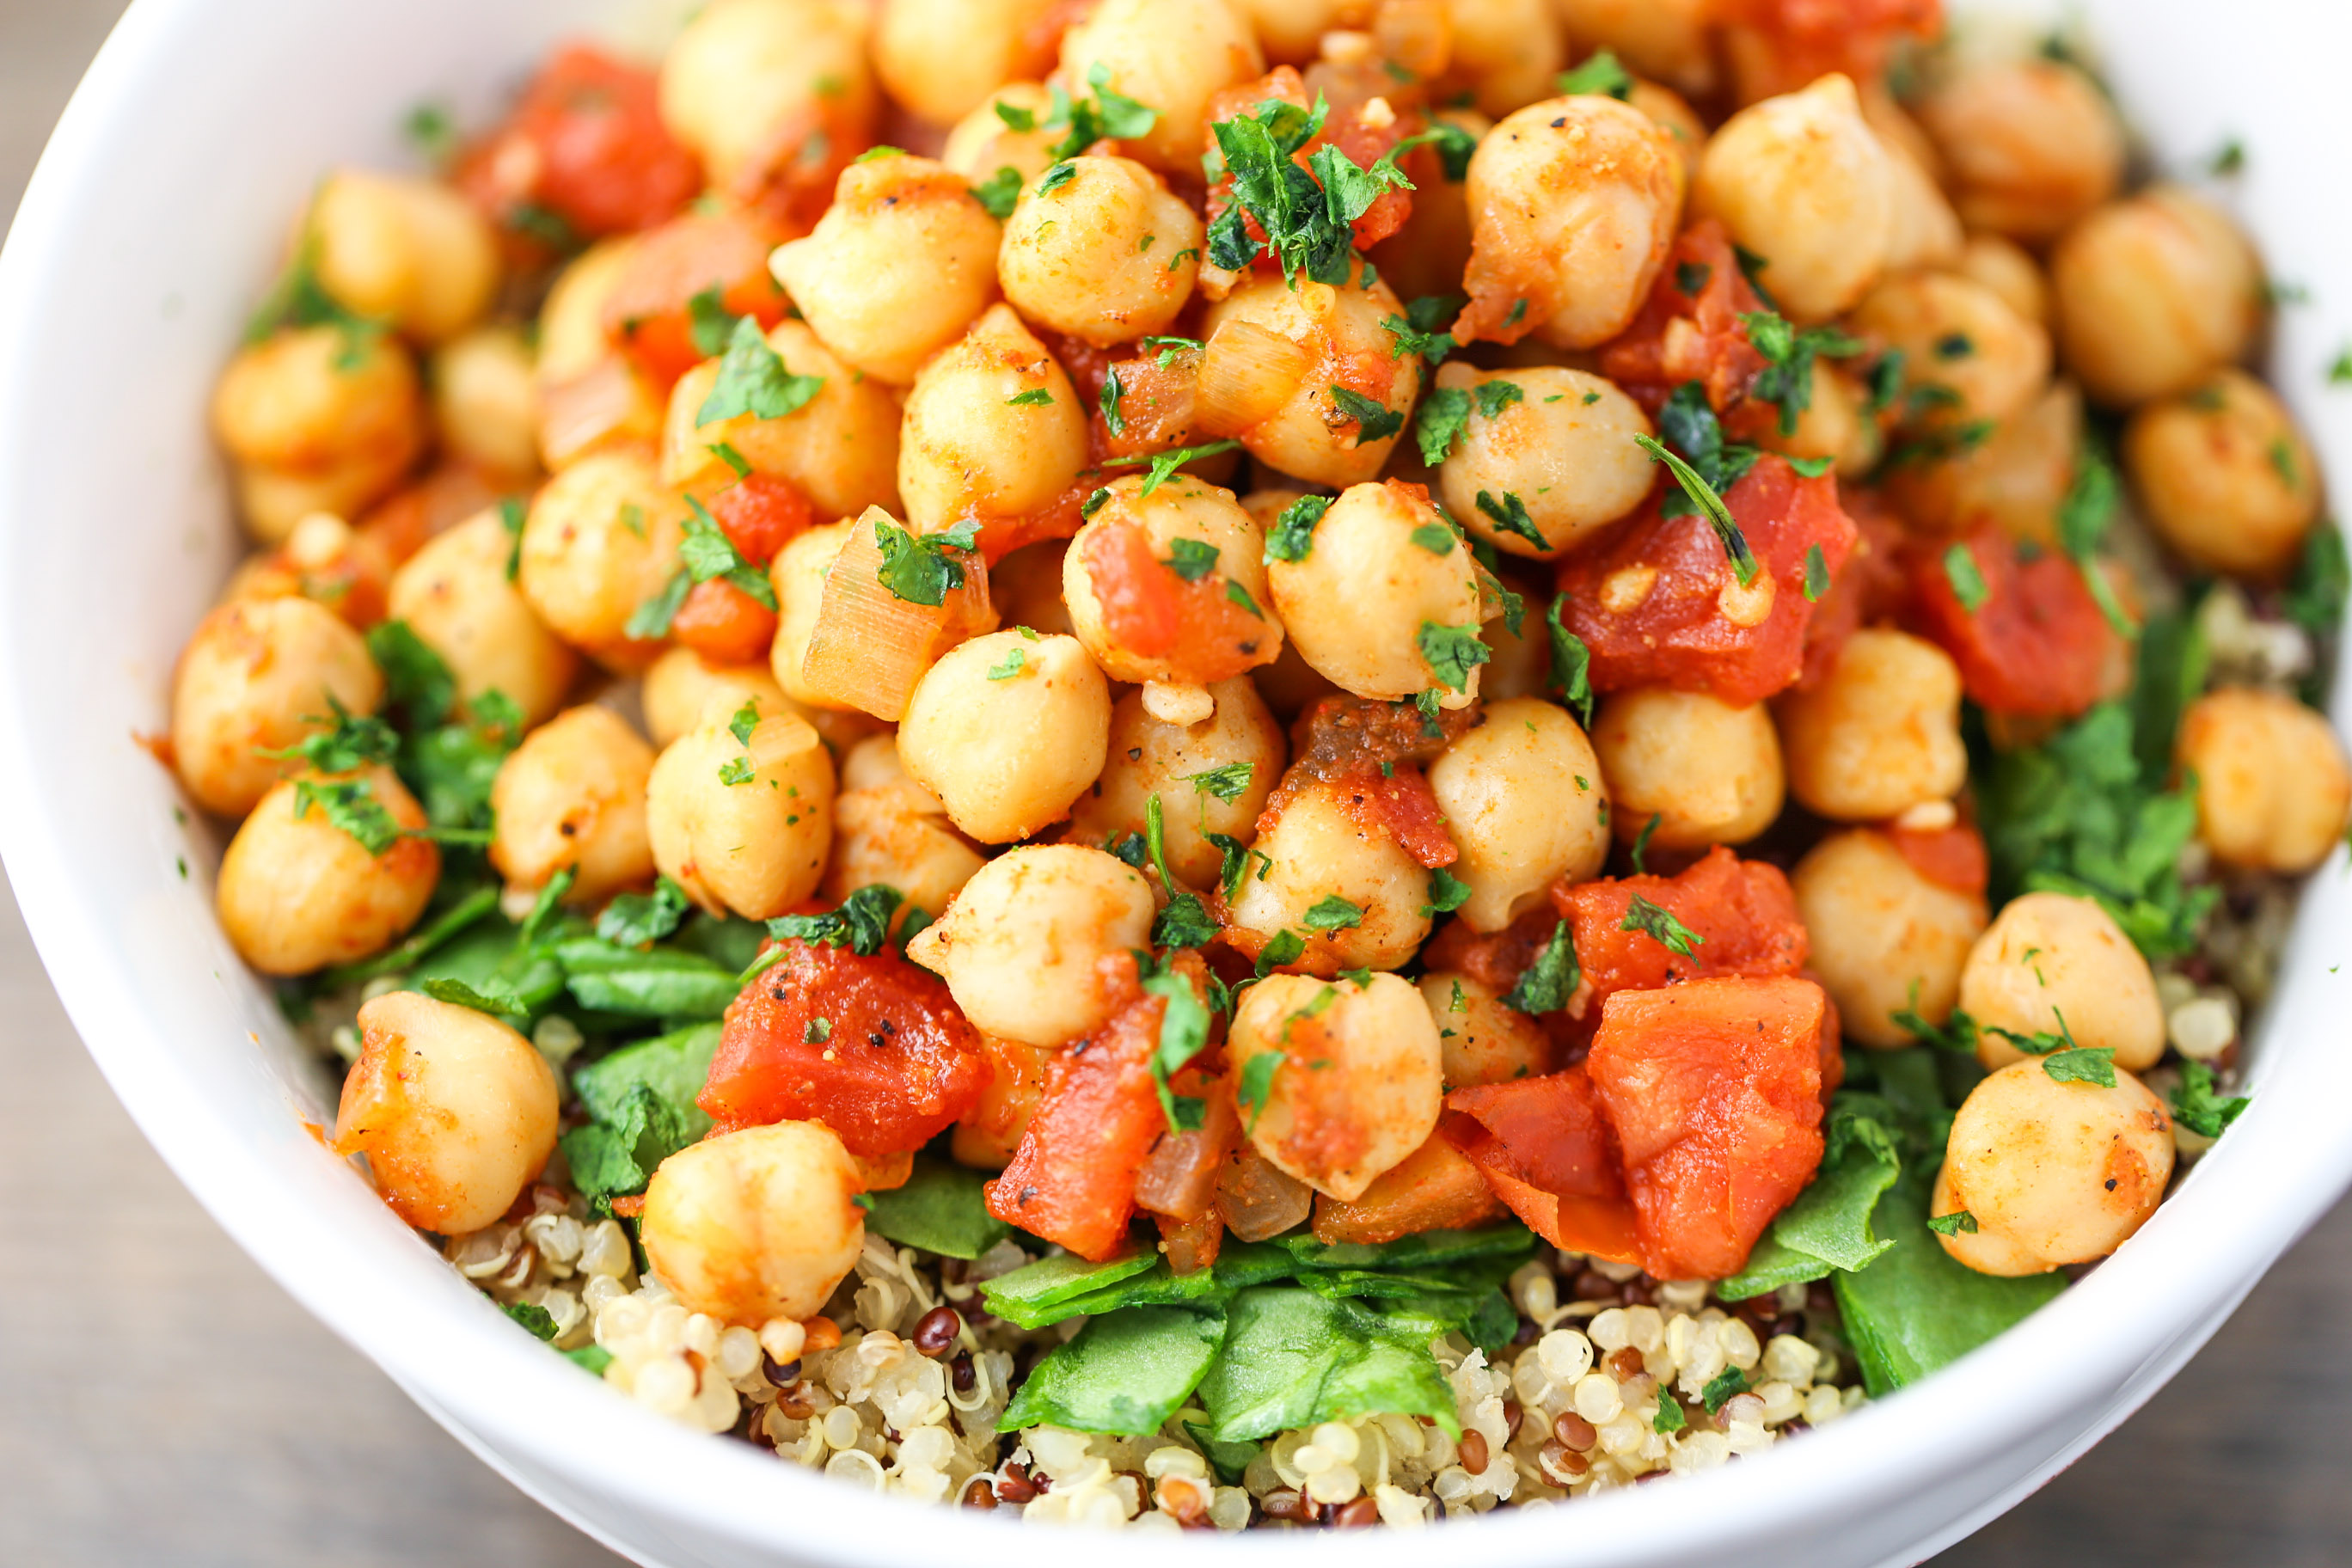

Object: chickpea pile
[179,0,2345,1374]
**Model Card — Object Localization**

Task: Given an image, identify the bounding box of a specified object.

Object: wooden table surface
[4,3,2349,1563]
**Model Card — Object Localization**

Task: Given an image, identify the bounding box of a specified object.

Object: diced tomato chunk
[1155,1210,1226,1276]
[1584,977,1828,1279]
[1312,1133,1504,1245]
[670,578,778,666]
[1598,221,1772,417]
[600,211,791,389]
[456,45,701,242]
[705,473,814,567]
[1554,455,1859,706]
[1442,1069,1642,1264]
[1715,0,1944,102]
[1887,821,1988,895]
[1556,846,1809,1014]
[1904,524,2119,719]
[1079,516,1274,683]
[1798,483,1908,689]
[1421,907,1561,997]
[702,937,990,1158]
[1202,70,1415,274]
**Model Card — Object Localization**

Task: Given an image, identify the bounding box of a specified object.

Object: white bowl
[3,1,2349,1563]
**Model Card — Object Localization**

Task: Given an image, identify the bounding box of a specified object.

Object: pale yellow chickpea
[2177,687,2352,876]
[1459,95,1681,349]
[1062,475,1282,696]
[536,238,638,386]
[641,646,793,750]
[331,991,559,1234]
[2123,370,2320,581]
[873,0,1059,126]
[1480,591,1553,701]
[430,326,540,481]
[217,767,438,975]
[646,704,836,920]
[1056,0,1265,177]
[212,327,425,544]
[1758,360,1880,478]
[997,156,1202,347]
[1228,973,1442,1200]
[1418,971,1553,1089]
[2050,186,2263,409]
[1198,261,1421,488]
[1228,0,1364,64]
[1933,1060,2174,1276]
[824,736,987,920]
[1958,233,2049,328]
[488,705,657,905]
[308,168,499,343]
[990,539,1077,639]
[1227,777,1432,976]
[897,303,1088,535]
[386,510,579,729]
[1915,57,2123,244]
[1877,138,1963,274]
[940,83,1063,186]
[533,240,665,471]
[896,631,1110,842]
[905,845,1156,1046]
[769,156,1001,386]
[1591,687,1784,850]
[170,596,385,818]
[1443,0,1567,119]
[1435,366,1654,560]
[1066,679,1284,888]
[1775,629,1966,823]
[1694,74,1892,324]
[640,1122,867,1326]
[1553,0,1714,99]
[514,447,685,671]
[1428,697,1610,933]
[1884,377,2080,548]
[769,518,858,711]
[1851,271,2050,432]
[1792,830,1988,1049]
[1961,892,2165,1073]
[663,323,905,523]
[1265,481,1485,708]
[657,0,874,194]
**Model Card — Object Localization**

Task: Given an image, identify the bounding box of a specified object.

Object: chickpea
[1062,475,1282,692]
[533,241,665,471]
[1914,57,2123,244]
[1591,687,1784,850]
[1457,95,1681,348]
[642,646,792,750]
[1443,0,1567,119]
[1957,233,2049,328]
[1934,1060,2174,1276]
[897,303,1088,535]
[1693,74,1892,324]
[1428,698,1610,932]
[2177,687,2352,876]
[307,168,499,343]
[2123,370,2320,581]
[1056,0,1265,178]
[1776,629,1966,823]
[1228,0,1363,64]
[769,156,1001,386]
[646,704,836,920]
[1480,590,1553,701]
[905,845,1156,1046]
[1792,830,1987,1049]
[896,631,1111,842]
[330,992,559,1234]
[212,327,425,544]
[2050,186,2263,409]
[824,738,987,921]
[940,83,1063,186]
[990,539,1076,639]
[1760,359,1880,478]
[1227,777,1433,975]
[536,239,639,387]
[1199,261,1421,488]
[1418,971,1554,1089]
[1877,137,1963,274]
[657,0,875,195]
[1435,366,1655,560]
[217,767,438,975]
[662,321,904,521]
[169,596,385,818]
[1960,892,2165,1073]
[386,509,579,729]
[1883,377,2079,548]
[769,518,859,711]
[1228,973,1443,1200]
[1265,481,1486,708]
[997,156,1203,347]
[488,705,657,905]
[1553,0,1715,99]
[1066,679,1285,888]
[873,0,1059,126]
[430,326,540,481]
[1850,271,2050,432]
[640,1122,867,1326]
[514,447,685,670]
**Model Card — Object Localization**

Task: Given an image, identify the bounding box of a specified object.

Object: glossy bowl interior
[3,2,2349,1565]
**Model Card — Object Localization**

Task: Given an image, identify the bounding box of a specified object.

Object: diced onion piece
[799,507,995,721]
[1194,320,1314,437]
[1215,1139,1314,1241]
[537,355,660,470]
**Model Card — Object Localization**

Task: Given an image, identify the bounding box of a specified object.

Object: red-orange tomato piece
[1554,455,1859,706]
[456,45,701,241]
[701,938,991,1158]
[1080,518,1273,683]
[706,473,815,568]
[1555,846,1810,1012]
[600,211,792,389]
[1203,70,1415,273]
[1717,0,1944,101]
[1442,1069,1643,1265]
[1905,524,2119,719]
[1584,976,1828,1280]
[1311,1133,1504,1246]
[1797,484,1907,690]
[1887,821,1989,895]
[670,578,779,666]
[1598,220,1772,418]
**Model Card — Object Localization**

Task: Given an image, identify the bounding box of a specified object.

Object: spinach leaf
[406,916,572,1020]
[572,1022,720,1141]
[1718,1097,1902,1299]
[862,1156,1014,1260]
[984,1243,1295,1329]
[553,939,741,1019]
[1196,1288,1459,1442]
[560,1082,698,1209]
[1001,1306,1229,1436]
[979,1250,1162,1326]
[1273,1223,1535,1273]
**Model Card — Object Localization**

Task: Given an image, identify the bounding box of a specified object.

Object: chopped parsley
[1653,1393,1687,1434]
[597,878,691,947]
[1264,493,1332,564]
[1042,63,1161,161]
[1474,490,1549,552]
[1675,261,1712,297]
[1035,161,1078,195]
[1005,387,1054,407]
[1144,794,1219,950]
[1416,620,1491,694]
[1142,965,1211,1134]
[1162,537,1219,582]
[1942,542,1990,612]
[261,699,397,775]
[1545,598,1594,726]
[763,885,903,959]
[1227,579,1265,616]
[1803,543,1830,603]
[1700,1367,1749,1413]
[1926,1210,1980,1236]
[2055,442,2137,637]
[873,519,981,608]
[1207,94,1412,285]
[971,166,1022,220]
[1740,311,1864,437]
[1103,438,1243,497]
[1556,50,1633,101]
[291,777,402,855]
[1410,522,1457,554]
[1255,929,1308,976]
[1183,763,1254,803]
[685,287,743,357]
[1640,383,1761,585]
[2041,1046,2117,1087]
[1381,294,1461,364]
[681,496,779,609]
[2285,524,2349,638]
[696,316,824,427]
[1628,812,1661,875]
[1141,334,1204,367]
[1422,867,1473,916]
[805,1016,834,1044]
[986,646,1027,681]
[1099,365,1126,434]
[717,699,762,786]
[1413,385,1473,465]
[1302,895,1365,932]
[1235,1049,1283,1135]
[1501,920,1579,1014]
[1620,894,1701,957]
[1473,379,1524,420]
[2169,1060,2251,1139]
[1329,385,1403,445]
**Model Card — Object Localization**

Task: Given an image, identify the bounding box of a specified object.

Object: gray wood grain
[2,3,2344,1562]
